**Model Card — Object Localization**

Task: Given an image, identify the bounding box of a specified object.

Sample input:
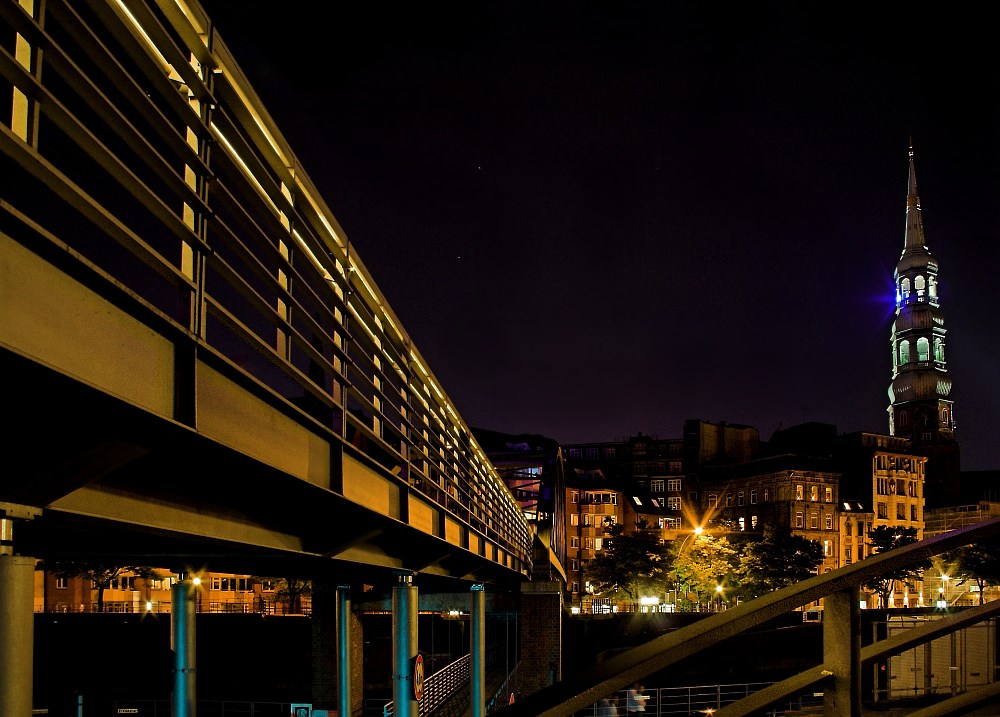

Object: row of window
[569,536,606,550]
[706,484,834,507]
[877,502,920,521]
[895,336,944,365]
[794,511,835,530]
[650,478,683,492]
[897,274,937,305]
[876,477,919,497]
[570,491,618,504]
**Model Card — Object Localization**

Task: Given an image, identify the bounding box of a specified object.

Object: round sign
[412,654,425,701]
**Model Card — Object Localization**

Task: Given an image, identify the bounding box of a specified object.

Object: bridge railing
[499,517,1000,717]
[0,0,530,571]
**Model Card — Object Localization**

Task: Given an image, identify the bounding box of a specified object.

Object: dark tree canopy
[945,540,1000,605]
[737,526,823,597]
[584,519,668,600]
[45,561,158,612]
[864,525,927,608]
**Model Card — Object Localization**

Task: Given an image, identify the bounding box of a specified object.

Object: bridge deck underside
[2,346,514,593]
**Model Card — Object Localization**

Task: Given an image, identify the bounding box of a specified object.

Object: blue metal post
[337,585,352,717]
[391,572,418,717]
[470,583,486,717]
[171,578,197,717]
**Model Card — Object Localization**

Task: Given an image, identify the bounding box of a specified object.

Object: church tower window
[917,337,930,362]
[914,275,926,299]
[899,340,910,364]
[933,338,944,362]
[901,277,911,300]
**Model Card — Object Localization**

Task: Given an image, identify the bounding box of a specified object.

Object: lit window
[825,487,833,503]
[795,511,804,528]
[667,478,682,492]
[595,538,603,551]
[738,517,745,531]
[667,497,681,510]
[899,340,910,364]
[571,537,579,549]
[810,485,818,502]
[824,540,831,556]
[570,558,578,571]
[751,515,758,528]
[795,485,804,501]
[651,479,665,492]
[810,514,819,529]
[56,577,67,589]
[825,514,833,530]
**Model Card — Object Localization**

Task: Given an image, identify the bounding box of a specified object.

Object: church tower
[887,144,960,507]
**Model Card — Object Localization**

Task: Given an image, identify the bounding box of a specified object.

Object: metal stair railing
[383,654,470,717]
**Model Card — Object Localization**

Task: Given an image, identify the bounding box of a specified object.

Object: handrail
[0,0,531,572]
[499,517,1000,716]
[382,653,470,717]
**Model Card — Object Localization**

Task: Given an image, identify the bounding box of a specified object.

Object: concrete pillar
[470,584,486,717]
[312,580,338,708]
[171,579,198,717]
[337,586,352,717]
[0,553,35,716]
[391,573,419,717]
[519,581,562,697]
[823,587,861,717]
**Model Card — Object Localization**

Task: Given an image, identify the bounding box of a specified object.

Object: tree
[737,527,823,598]
[670,533,740,610]
[863,525,927,608]
[46,561,158,612]
[271,577,312,614]
[945,541,1000,605]
[584,519,669,601]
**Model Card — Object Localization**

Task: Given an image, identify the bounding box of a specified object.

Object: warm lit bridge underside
[0,0,529,590]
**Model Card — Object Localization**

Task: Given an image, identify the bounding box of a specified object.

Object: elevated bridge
[1,1,530,714]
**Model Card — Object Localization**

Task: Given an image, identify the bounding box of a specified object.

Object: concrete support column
[0,553,36,717]
[337,586,352,717]
[519,581,562,697]
[391,572,418,717]
[312,580,338,709]
[823,586,861,717]
[470,584,486,717]
[171,579,198,717]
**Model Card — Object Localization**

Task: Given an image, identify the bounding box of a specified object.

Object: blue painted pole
[171,578,197,717]
[470,583,486,717]
[391,573,418,717]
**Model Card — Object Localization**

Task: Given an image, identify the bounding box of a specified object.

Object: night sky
[198,2,998,471]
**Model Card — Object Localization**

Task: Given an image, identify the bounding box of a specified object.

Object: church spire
[887,142,960,507]
[904,142,927,251]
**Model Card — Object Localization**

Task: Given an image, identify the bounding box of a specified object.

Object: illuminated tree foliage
[863,525,926,608]
[584,519,669,600]
[946,540,1000,605]
[670,533,740,609]
[737,527,823,598]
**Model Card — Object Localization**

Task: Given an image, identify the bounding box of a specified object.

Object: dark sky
[198,2,999,471]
